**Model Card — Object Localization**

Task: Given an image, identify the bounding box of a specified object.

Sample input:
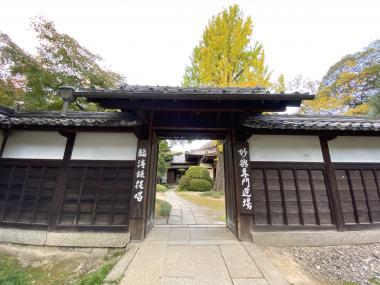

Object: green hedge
[178,166,214,192]
[155,199,172,217]
[156,184,168,192]
[189,179,212,192]
[185,166,213,183]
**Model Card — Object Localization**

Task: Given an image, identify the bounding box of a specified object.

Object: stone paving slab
[119,243,168,285]
[169,228,190,240]
[155,188,224,226]
[117,227,287,285]
[233,279,269,285]
[220,244,262,278]
[163,245,195,278]
[194,245,233,285]
[161,278,195,285]
[243,243,288,285]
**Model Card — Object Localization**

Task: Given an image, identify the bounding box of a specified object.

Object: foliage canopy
[303,40,380,115]
[183,4,274,88]
[0,17,123,111]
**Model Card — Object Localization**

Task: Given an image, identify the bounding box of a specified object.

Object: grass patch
[156,184,168,192]
[369,277,380,285]
[75,260,115,285]
[0,252,30,285]
[0,248,124,285]
[176,191,225,213]
[0,251,68,285]
[155,199,172,217]
[200,191,224,199]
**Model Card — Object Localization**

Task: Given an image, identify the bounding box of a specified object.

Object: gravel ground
[274,243,380,285]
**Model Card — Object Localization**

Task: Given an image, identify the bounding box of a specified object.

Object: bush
[178,166,213,191]
[178,175,191,191]
[189,179,212,192]
[185,166,213,183]
[156,184,168,192]
[155,199,172,217]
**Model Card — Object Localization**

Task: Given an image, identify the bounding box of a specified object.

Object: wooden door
[223,137,238,236]
[144,140,158,235]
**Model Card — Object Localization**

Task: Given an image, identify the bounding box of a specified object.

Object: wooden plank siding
[0,159,134,231]
[0,159,60,227]
[251,162,334,230]
[334,164,380,227]
[251,162,380,231]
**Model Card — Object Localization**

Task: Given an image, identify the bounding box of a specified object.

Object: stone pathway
[116,226,288,285]
[155,187,224,225]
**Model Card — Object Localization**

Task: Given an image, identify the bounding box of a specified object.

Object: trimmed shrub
[178,175,191,191]
[156,184,168,192]
[178,166,213,192]
[189,179,212,192]
[185,166,213,183]
[155,199,172,217]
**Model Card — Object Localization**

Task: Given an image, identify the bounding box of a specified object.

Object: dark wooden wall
[0,159,60,227]
[0,159,134,231]
[334,164,380,227]
[251,162,333,229]
[251,161,380,231]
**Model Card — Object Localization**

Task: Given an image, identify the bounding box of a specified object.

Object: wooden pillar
[319,136,345,232]
[129,140,151,240]
[49,132,76,230]
[129,111,156,240]
[233,140,254,241]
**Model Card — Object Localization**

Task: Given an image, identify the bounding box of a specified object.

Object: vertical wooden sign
[129,140,150,219]
[235,142,254,214]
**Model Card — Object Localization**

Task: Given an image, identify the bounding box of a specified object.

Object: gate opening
[154,140,226,227]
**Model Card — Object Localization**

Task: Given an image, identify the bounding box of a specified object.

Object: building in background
[165,141,217,184]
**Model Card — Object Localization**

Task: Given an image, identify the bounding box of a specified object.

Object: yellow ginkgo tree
[183,4,274,88]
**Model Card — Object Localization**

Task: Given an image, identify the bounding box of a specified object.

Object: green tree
[369,92,380,116]
[0,17,123,111]
[183,4,271,88]
[157,140,175,181]
[273,74,286,93]
[303,40,380,115]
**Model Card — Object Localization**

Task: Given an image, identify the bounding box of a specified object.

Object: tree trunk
[213,142,225,192]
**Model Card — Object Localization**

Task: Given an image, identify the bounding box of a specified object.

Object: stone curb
[251,230,380,247]
[103,243,140,284]
[0,227,130,248]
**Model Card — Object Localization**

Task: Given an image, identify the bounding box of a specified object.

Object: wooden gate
[223,136,238,236]
[144,140,159,234]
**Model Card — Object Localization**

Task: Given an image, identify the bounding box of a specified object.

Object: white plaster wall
[2,131,66,159]
[329,136,380,162]
[248,135,323,162]
[71,132,138,160]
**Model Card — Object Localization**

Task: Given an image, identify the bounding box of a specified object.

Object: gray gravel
[275,243,380,285]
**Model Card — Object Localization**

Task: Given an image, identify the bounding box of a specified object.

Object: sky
[1,0,379,86]
[1,0,379,150]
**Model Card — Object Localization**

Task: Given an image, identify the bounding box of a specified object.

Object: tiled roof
[70,85,313,99]
[244,115,380,132]
[77,85,270,95]
[0,107,140,128]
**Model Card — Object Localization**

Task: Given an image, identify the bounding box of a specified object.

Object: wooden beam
[319,136,345,231]
[49,133,76,230]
